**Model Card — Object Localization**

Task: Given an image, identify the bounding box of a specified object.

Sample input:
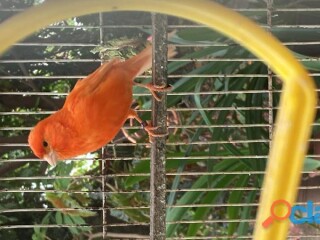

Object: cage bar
[150,13,168,240]
[0,1,319,239]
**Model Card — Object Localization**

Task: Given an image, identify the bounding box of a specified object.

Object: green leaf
[124,155,201,188]
[70,215,86,225]
[227,175,249,235]
[166,159,243,237]
[69,216,91,232]
[33,212,51,240]
[303,157,320,171]
[272,28,320,43]
[186,174,237,236]
[176,27,226,43]
[312,118,320,135]
[55,212,63,224]
[32,232,46,240]
[41,212,51,225]
[237,190,257,235]
[0,215,17,224]
[167,125,204,209]
[64,214,80,235]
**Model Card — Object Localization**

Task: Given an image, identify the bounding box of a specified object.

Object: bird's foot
[133,81,172,101]
[127,109,168,143]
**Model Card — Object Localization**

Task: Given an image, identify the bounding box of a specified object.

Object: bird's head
[28,118,61,167]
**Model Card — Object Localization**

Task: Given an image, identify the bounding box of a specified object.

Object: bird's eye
[43,141,48,147]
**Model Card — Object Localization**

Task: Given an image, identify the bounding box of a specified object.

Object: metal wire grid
[1,0,320,239]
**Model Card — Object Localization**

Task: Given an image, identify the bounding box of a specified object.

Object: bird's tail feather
[125,44,177,77]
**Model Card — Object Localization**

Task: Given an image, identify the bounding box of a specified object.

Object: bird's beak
[43,150,58,166]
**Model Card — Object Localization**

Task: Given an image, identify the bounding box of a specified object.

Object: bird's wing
[64,58,121,112]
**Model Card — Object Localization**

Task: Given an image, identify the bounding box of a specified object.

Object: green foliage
[2,0,320,239]
[91,37,144,61]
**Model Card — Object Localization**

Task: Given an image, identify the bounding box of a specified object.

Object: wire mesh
[1,0,320,239]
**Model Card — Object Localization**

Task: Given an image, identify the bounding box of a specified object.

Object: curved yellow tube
[0,0,316,239]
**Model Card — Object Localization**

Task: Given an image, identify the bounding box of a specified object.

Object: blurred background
[1,0,320,239]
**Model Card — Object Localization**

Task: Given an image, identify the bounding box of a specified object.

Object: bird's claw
[133,81,172,101]
[141,121,168,142]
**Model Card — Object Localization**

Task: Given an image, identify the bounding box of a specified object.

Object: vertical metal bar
[267,0,274,143]
[99,12,108,240]
[150,13,168,240]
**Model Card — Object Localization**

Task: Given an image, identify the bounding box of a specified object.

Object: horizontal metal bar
[0,59,102,63]
[0,23,265,30]
[0,206,150,214]
[275,8,320,12]
[166,201,317,208]
[0,107,273,116]
[13,138,320,148]
[0,22,320,31]
[0,23,283,32]
[0,71,317,79]
[6,132,318,140]
[174,42,320,47]
[177,41,320,47]
[2,72,320,80]
[0,172,265,181]
[0,223,149,229]
[0,8,269,12]
[2,57,320,63]
[0,224,93,229]
[0,219,255,230]
[167,237,253,240]
[11,42,100,47]
[4,199,320,214]
[3,185,320,195]
[4,153,316,160]
[0,74,268,79]
[0,106,274,113]
[4,155,320,163]
[167,219,254,224]
[0,207,103,213]
[5,41,320,48]
[0,139,270,148]
[0,123,267,131]
[0,155,270,163]
[0,174,148,181]
[0,90,283,96]
[1,202,319,216]
[0,124,270,131]
[167,236,320,240]
[275,24,320,28]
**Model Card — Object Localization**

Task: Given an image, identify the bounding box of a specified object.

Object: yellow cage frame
[0,0,316,239]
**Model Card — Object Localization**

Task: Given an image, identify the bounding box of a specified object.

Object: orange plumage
[28,45,176,166]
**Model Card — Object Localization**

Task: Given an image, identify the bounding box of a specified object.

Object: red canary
[28,45,176,166]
